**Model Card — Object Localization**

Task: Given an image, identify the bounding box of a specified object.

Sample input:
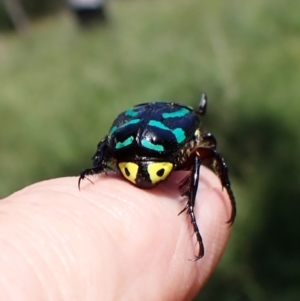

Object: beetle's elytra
[79,93,236,260]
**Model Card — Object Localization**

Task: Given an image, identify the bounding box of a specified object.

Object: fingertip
[9,171,233,300]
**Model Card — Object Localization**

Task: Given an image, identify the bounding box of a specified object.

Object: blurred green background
[1,0,300,300]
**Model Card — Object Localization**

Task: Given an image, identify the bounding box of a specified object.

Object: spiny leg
[78,166,105,189]
[211,151,236,224]
[199,133,236,225]
[78,137,112,190]
[78,161,115,189]
[179,155,204,261]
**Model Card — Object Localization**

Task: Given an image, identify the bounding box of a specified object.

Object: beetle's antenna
[198,93,207,115]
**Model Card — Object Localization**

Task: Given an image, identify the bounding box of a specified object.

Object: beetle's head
[118,160,174,189]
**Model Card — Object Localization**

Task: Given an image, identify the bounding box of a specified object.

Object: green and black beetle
[79,93,236,260]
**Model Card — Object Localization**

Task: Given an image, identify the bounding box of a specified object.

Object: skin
[0,167,233,301]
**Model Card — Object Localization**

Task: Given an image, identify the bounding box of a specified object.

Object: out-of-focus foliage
[0,3,13,30]
[0,0,299,300]
[0,0,63,32]
[21,0,62,17]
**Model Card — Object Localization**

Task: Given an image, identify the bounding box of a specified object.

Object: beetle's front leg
[78,137,113,189]
[178,155,204,261]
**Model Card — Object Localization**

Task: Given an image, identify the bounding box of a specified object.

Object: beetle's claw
[189,254,204,262]
[78,170,95,190]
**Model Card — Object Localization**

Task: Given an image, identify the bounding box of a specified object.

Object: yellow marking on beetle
[118,162,139,184]
[147,162,173,184]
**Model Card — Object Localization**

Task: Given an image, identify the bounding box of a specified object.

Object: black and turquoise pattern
[108,102,200,154]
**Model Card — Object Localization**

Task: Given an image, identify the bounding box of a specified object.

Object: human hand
[0,167,233,300]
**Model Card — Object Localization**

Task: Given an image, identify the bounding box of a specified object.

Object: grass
[1,0,300,300]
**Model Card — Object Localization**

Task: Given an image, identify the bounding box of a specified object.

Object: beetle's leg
[78,137,112,189]
[198,133,236,225]
[78,166,105,189]
[178,155,204,261]
[92,136,109,166]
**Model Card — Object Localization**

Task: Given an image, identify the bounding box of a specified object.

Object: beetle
[78,93,236,260]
